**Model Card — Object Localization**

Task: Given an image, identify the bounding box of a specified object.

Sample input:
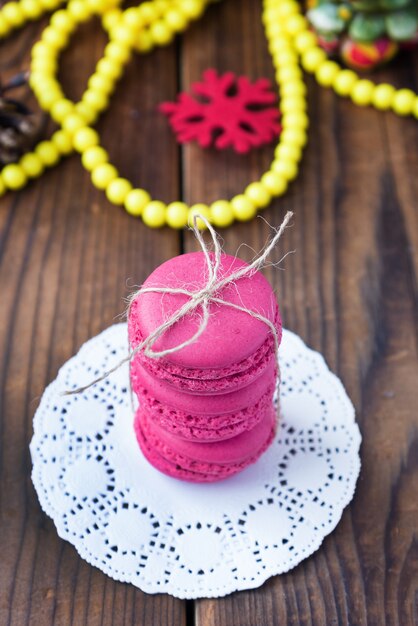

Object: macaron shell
[137,382,276,441]
[132,252,280,370]
[137,404,276,465]
[130,358,277,414]
[134,406,277,483]
[135,428,242,482]
[129,316,278,394]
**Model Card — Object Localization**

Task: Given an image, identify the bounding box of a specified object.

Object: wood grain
[1,0,418,624]
[182,1,418,625]
[0,15,185,626]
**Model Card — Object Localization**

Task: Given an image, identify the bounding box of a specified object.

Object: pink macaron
[128,252,281,395]
[134,405,276,482]
[128,251,281,482]
[131,357,277,440]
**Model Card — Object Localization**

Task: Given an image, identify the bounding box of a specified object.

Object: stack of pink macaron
[128,251,281,483]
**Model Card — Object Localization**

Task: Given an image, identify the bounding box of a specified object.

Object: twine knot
[65,211,293,395]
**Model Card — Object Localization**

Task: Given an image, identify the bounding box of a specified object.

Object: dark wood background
[1,0,418,623]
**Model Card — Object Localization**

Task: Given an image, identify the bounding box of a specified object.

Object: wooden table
[1,0,418,623]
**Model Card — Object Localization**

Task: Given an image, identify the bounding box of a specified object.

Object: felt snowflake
[159,69,281,154]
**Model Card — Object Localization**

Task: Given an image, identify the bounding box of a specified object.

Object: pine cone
[0,72,39,165]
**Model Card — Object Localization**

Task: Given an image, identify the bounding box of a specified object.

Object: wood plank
[0,16,186,626]
[182,1,418,624]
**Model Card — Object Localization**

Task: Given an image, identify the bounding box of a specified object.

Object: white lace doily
[30,324,361,599]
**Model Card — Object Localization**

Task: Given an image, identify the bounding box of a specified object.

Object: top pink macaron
[128,252,281,380]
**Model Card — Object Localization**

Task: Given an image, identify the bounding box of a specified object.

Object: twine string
[64,211,293,396]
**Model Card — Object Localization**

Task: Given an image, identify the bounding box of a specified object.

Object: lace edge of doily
[30,325,362,599]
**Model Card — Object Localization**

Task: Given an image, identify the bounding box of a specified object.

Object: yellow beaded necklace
[0,0,416,228]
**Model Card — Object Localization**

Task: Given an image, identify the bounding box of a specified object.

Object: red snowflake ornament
[159,69,281,154]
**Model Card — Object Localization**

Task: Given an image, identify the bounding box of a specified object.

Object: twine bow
[65,211,293,395]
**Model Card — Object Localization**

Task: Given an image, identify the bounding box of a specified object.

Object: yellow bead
[180,0,204,19]
[293,30,317,53]
[269,38,291,57]
[2,164,27,190]
[135,30,154,52]
[351,79,374,106]
[51,98,74,123]
[52,129,74,155]
[62,114,86,134]
[266,21,285,41]
[280,95,307,114]
[0,14,9,35]
[20,153,44,178]
[165,9,187,32]
[166,202,189,228]
[87,0,115,13]
[21,0,44,19]
[73,127,99,152]
[106,177,132,204]
[231,195,257,221]
[210,200,234,228]
[315,60,339,87]
[30,76,57,95]
[125,189,151,216]
[372,83,395,110]
[2,3,25,27]
[88,73,114,95]
[122,7,143,29]
[35,141,60,166]
[82,90,109,112]
[275,143,301,162]
[280,128,307,148]
[31,41,52,58]
[273,50,297,68]
[142,201,166,228]
[260,171,288,196]
[42,27,68,49]
[333,69,357,97]
[285,14,307,36]
[392,89,415,116]
[150,20,173,45]
[0,175,6,197]
[104,41,131,64]
[189,204,211,229]
[92,163,118,190]
[272,159,298,181]
[262,6,279,24]
[111,24,137,46]
[138,1,159,22]
[281,80,306,98]
[75,102,97,124]
[82,146,108,171]
[276,1,298,18]
[30,57,58,72]
[41,0,62,10]
[37,89,62,110]
[277,66,302,83]
[245,182,271,208]
[68,0,91,22]
[282,111,309,130]
[302,48,327,72]
[155,1,171,12]
[96,57,123,80]
[31,57,57,74]
[102,8,122,31]
[50,10,75,32]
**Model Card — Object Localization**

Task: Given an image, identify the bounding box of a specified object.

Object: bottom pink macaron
[134,406,277,483]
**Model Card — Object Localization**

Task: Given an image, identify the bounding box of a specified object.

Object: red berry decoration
[159,69,281,154]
